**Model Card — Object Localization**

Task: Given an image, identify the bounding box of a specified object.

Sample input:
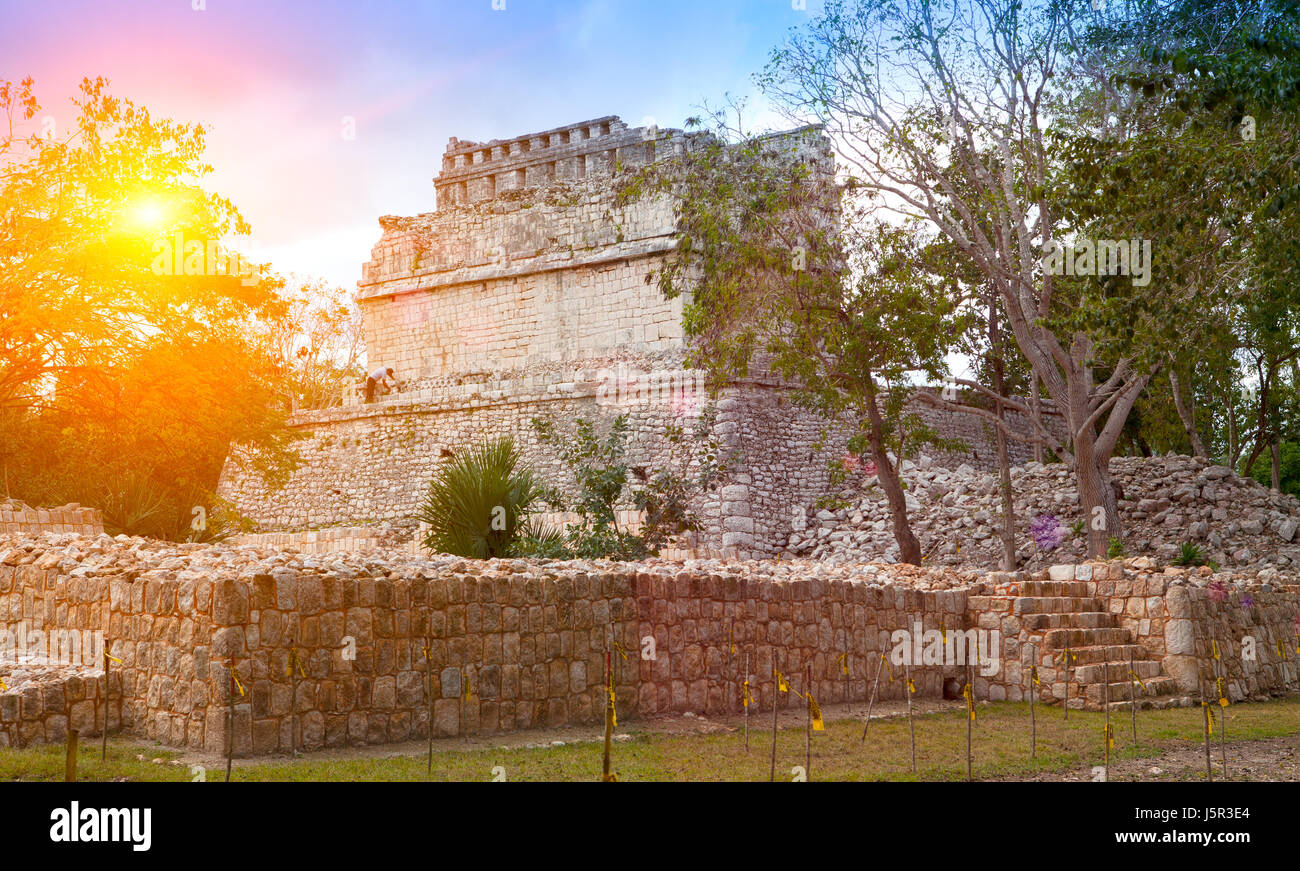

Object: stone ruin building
[2,118,1296,757]
[218,114,1053,559]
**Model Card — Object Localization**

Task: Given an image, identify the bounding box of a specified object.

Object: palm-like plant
[418,437,549,558]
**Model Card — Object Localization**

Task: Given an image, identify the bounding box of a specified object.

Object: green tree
[620,108,971,564]
[752,0,1288,557]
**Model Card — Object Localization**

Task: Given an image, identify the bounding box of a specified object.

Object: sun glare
[127,198,167,229]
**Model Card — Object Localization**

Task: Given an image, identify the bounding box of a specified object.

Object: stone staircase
[1014,579,1188,711]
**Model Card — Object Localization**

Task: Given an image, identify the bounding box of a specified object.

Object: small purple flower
[1208,581,1229,603]
[1240,594,1254,611]
[1030,514,1065,550]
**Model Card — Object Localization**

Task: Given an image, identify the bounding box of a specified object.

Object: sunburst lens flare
[126,198,167,229]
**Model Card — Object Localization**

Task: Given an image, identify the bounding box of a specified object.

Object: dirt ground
[1005,734,1300,782]
[171,698,1300,781]
[172,698,966,768]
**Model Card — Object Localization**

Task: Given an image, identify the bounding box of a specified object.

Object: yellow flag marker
[105,653,123,664]
[0,677,6,691]
[775,670,789,693]
[1031,665,1040,686]
[285,649,306,678]
[807,693,824,731]
[1103,723,1114,751]
[880,655,894,682]
[1128,669,1146,692]
[838,652,849,676]
[963,683,975,721]
[1211,639,1219,660]
[464,673,475,702]
[907,677,916,694]
[608,685,617,728]
[1216,677,1228,708]
[742,679,756,708]
[231,668,246,697]
[1204,701,1216,736]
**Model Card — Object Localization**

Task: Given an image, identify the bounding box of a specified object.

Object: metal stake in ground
[1028,642,1037,759]
[101,644,111,762]
[964,663,974,781]
[1214,640,1228,779]
[861,654,887,741]
[769,666,786,782]
[1103,658,1111,781]
[743,650,750,752]
[226,663,244,783]
[288,642,301,756]
[1063,646,1072,720]
[602,646,614,781]
[804,663,812,781]
[1128,650,1139,747]
[425,638,434,776]
[905,657,916,773]
[65,727,78,783]
[840,651,849,715]
[1202,690,1214,783]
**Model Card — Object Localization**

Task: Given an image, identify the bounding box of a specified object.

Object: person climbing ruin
[365,366,398,403]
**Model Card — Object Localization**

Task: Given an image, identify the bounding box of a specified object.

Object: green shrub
[1106,536,1125,559]
[417,437,550,558]
[1171,540,1207,567]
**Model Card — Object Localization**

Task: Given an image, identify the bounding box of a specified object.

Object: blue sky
[4,0,824,287]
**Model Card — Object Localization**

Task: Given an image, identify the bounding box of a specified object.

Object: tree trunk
[994,424,1016,570]
[1271,436,1282,492]
[864,382,922,565]
[1030,374,1043,464]
[1075,428,1122,559]
[988,294,1016,570]
[1168,365,1207,458]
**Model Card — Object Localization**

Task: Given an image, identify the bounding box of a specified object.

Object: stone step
[1018,580,1093,597]
[1013,596,1104,614]
[1043,627,1132,649]
[1074,660,1165,685]
[1085,676,1181,705]
[1056,644,1148,666]
[1022,611,1116,631]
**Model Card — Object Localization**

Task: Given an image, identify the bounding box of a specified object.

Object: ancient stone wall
[5,533,1293,753]
[0,503,102,538]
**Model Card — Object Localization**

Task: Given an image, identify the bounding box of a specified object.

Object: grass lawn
[3,696,1298,782]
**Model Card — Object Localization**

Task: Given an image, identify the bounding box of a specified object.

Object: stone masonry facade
[3,532,1296,752]
[218,115,1061,558]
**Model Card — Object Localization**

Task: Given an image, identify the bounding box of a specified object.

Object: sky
[3,0,824,290]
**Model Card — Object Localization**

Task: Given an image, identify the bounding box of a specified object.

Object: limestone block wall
[0,667,113,748]
[1163,580,1300,700]
[217,362,732,548]
[0,504,103,537]
[219,368,1062,560]
[358,206,685,380]
[4,533,1297,753]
